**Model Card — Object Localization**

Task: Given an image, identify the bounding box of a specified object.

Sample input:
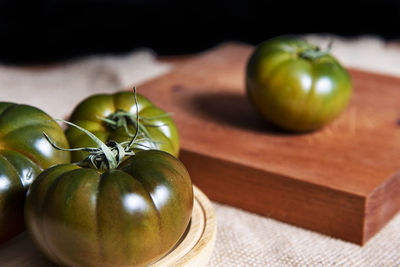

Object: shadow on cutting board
[189,91,303,136]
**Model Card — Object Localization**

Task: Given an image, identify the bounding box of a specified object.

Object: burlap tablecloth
[1,36,400,266]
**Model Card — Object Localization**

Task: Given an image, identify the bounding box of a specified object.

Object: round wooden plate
[0,185,217,267]
[153,186,217,267]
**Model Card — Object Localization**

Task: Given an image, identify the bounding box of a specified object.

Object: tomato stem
[125,87,140,151]
[298,39,333,61]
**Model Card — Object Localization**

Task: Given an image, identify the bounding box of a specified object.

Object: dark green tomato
[25,150,193,267]
[66,92,179,163]
[0,102,70,243]
[246,36,352,132]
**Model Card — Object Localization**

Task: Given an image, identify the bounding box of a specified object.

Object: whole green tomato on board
[66,91,179,162]
[0,102,70,243]
[246,36,352,132]
[25,119,193,267]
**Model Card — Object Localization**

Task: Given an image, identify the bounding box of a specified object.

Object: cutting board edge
[364,170,400,244]
[179,148,368,244]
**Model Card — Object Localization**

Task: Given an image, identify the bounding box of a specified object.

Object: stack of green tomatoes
[1,91,193,267]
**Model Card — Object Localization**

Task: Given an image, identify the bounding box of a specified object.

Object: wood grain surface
[0,186,216,267]
[140,43,400,245]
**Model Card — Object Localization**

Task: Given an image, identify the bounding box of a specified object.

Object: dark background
[0,0,399,63]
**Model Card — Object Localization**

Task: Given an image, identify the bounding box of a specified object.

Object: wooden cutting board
[139,43,400,245]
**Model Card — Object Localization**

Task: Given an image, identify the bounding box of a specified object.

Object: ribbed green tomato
[246,36,352,132]
[25,150,193,267]
[0,102,70,243]
[66,92,179,162]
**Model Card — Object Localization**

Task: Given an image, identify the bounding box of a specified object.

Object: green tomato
[66,92,179,163]
[0,102,70,243]
[246,36,352,132]
[25,150,193,267]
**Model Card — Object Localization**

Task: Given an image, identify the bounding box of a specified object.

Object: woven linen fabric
[0,50,171,119]
[0,37,399,267]
[209,204,400,267]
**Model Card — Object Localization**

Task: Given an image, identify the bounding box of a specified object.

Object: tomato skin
[0,102,70,243]
[25,150,193,267]
[66,92,179,162]
[246,36,352,132]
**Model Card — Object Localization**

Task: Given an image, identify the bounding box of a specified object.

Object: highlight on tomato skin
[65,91,180,163]
[246,36,352,132]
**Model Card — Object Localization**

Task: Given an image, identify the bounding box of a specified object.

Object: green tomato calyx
[298,39,333,61]
[99,106,172,151]
[44,130,133,170]
[44,87,145,171]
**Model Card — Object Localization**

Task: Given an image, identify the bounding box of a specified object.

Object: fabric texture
[0,50,171,119]
[0,37,399,267]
